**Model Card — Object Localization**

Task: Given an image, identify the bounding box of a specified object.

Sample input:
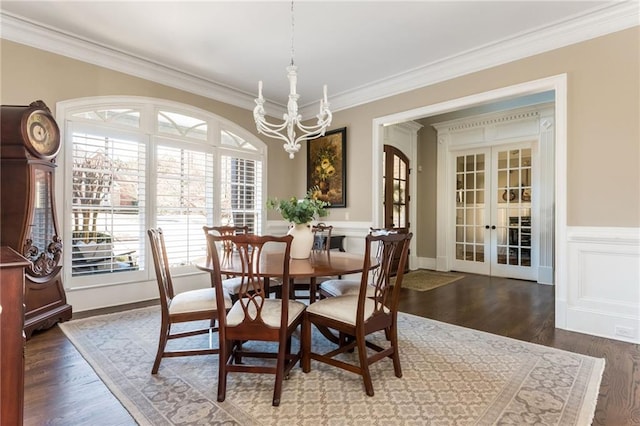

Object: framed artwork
[307,127,346,208]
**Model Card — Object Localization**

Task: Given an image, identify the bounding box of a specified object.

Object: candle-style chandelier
[253,1,332,159]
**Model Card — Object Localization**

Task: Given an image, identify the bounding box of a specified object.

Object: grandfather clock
[1,100,72,338]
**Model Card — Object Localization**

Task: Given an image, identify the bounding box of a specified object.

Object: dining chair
[302,231,412,396]
[317,227,394,299]
[147,227,232,374]
[202,225,249,264]
[203,225,281,301]
[290,222,334,302]
[206,232,306,406]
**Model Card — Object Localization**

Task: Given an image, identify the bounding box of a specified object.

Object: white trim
[2,2,637,117]
[373,73,568,324]
[57,96,267,297]
[563,226,640,344]
[382,121,422,269]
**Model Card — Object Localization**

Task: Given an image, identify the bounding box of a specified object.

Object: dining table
[196,250,375,303]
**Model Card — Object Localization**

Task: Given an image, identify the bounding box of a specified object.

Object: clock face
[25,110,60,158]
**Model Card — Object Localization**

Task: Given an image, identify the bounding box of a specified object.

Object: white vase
[287,223,314,259]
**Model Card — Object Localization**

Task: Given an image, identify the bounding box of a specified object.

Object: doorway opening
[372,75,567,310]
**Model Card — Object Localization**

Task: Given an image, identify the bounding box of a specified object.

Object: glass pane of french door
[454,153,486,264]
[495,147,532,268]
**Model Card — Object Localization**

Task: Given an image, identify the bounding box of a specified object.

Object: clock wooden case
[1,100,72,338]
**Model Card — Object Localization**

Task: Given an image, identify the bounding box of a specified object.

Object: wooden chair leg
[302,316,311,373]
[309,277,317,303]
[389,324,402,378]
[289,278,296,300]
[356,334,374,396]
[233,340,243,364]
[152,321,170,374]
[217,339,229,402]
[273,344,287,406]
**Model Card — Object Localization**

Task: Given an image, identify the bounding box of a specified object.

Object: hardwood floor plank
[24,327,135,426]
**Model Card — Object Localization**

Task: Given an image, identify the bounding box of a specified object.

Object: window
[155,142,214,268]
[62,98,266,288]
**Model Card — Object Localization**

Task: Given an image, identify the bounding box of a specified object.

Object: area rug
[394,269,465,291]
[59,306,603,425]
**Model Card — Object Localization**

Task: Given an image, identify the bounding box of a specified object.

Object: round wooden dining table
[196,250,373,303]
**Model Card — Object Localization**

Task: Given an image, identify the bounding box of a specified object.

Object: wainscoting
[325,221,638,344]
[560,226,640,344]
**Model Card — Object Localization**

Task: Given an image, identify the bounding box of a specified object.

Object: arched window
[58,97,266,288]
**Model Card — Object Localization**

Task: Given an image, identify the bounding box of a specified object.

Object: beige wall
[2,27,639,230]
[329,27,639,228]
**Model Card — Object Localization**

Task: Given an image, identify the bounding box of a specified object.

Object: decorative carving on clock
[24,235,62,277]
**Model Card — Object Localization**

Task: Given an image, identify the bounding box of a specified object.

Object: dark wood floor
[24,274,640,425]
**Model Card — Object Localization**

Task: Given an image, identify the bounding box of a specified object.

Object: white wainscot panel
[565,227,640,343]
[575,249,639,304]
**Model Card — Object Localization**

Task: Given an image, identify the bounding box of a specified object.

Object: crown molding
[0,12,283,117]
[2,2,638,119]
[312,1,639,117]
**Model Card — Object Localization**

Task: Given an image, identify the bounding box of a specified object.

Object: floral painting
[307,127,346,207]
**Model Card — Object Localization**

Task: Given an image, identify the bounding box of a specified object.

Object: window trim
[57,96,267,290]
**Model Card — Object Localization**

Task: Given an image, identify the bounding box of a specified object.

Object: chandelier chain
[290,0,295,66]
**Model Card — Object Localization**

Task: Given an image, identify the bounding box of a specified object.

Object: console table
[0,246,29,425]
[313,234,345,252]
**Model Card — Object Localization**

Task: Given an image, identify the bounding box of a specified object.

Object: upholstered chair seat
[305,295,389,326]
[227,297,306,327]
[169,287,232,315]
[318,279,375,298]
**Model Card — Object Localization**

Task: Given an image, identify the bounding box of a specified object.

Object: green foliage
[266,187,330,224]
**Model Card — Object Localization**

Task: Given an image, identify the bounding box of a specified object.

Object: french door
[451,143,537,280]
[383,145,410,274]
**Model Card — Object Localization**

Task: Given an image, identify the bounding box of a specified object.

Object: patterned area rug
[395,269,465,291]
[59,306,604,425]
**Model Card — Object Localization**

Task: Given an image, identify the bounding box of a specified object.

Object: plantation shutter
[155,143,214,267]
[71,130,145,276]
[219,154,263,235]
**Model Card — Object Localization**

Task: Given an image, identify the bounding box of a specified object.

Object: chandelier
[253,1,332,159]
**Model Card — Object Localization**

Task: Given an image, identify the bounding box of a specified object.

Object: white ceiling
[1,1,638,117]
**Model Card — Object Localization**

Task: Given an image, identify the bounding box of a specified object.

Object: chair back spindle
[203,225,249,266]
[147,228,175,309]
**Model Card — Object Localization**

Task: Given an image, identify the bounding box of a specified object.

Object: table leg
[309,277,317,304]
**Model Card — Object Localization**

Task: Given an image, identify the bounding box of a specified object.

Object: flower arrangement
[266,187,330,224]
[311,144,337,183]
